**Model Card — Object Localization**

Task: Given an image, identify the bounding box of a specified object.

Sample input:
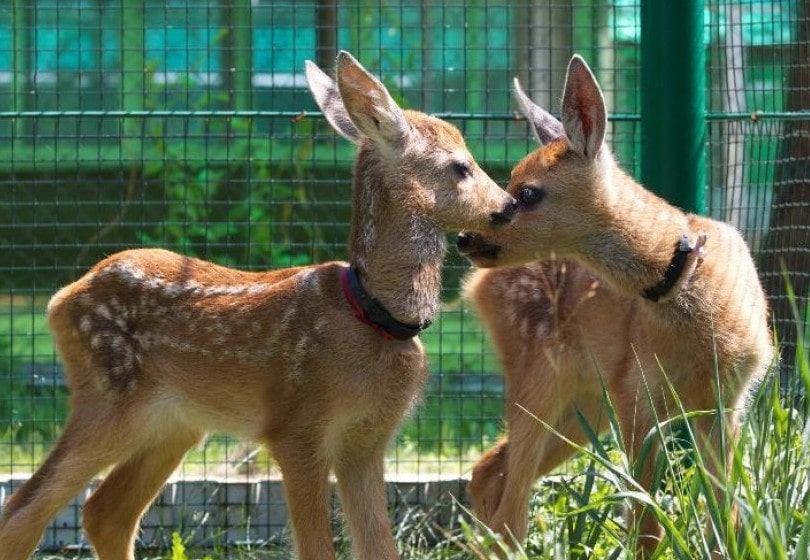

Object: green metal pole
[640,0,706,214]
[121,0,145,161]
[223,0,252,111]
[11,0,29,138]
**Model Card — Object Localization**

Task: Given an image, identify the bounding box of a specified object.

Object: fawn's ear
[561,55,606,159]
[513,78,564,145]
[304,60,361,144]
[334,50,411,147]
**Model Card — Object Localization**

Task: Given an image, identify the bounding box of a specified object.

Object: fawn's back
[47,250,422,440]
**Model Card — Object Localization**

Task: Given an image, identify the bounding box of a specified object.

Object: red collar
[340,265,430,341]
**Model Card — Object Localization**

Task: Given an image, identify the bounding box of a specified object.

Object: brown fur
[0,52,515,560]
[459,56,772,558]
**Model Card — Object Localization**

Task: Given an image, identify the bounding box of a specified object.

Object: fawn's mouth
[456,232,501,267]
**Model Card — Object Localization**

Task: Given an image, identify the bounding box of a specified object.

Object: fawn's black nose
[456,232,474,250]
[489,198,518,226]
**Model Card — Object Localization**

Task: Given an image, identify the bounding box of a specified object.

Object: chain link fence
[0,0,807,552]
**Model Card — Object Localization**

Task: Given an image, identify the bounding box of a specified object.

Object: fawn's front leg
[270,437,336,560]
[334,432,399,560]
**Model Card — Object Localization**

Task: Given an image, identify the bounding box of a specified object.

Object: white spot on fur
[291,336,312,380]
[109,336,124,352]
[133,332,153,349]
[279,307,297,329]
[296,268,321,295]
[104,260,274,300]
[536,323,550,340]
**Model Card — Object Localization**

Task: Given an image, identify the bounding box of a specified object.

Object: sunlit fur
[462,55,772,559]
[0,52,514,560]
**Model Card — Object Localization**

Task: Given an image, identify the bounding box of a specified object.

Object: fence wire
[0,0,807,553]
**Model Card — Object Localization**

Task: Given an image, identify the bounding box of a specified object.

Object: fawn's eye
[452,161,473,179]
[517,186,546,208]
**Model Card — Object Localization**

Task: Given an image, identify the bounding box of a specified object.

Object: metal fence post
[11,0,29,138]
[222,0,253,111]
[121,0,144,160]
[640,0,706,214]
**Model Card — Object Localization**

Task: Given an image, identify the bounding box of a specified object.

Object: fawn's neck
[347,148,444,327]
[577,165,695,302]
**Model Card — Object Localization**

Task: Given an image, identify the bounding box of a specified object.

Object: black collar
[341,265,431,340]
[642,234,694,302]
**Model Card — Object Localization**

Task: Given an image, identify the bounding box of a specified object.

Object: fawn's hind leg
[0,398,138,560]
[83,428,202,560]
[624,392,741,559]
[468,439,508,526]
[691,404,742,560]
[470,397,605,548]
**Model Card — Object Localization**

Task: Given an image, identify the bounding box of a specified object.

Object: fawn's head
[305,51,516,234]
[457,55,616,267]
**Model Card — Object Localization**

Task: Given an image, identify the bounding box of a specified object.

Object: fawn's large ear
[560,55,606,159]
[334,50,411,147]
[304,60,361,144]
[513,78,564,145]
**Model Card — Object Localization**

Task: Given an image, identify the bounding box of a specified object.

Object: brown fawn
[457,55,773,558]
[0,51,516,560]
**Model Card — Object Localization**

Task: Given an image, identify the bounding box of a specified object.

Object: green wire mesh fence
[0,0,807,553]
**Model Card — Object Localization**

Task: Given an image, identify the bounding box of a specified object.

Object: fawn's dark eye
[452,161,473,179]
[517,186,546,208]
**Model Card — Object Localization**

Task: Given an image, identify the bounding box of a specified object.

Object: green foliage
[170,532,188,560]
[0,307,65,451]
[169,531,213,560]
[135,111,336,269]
[399,308,504,455]
[445,345,808,560]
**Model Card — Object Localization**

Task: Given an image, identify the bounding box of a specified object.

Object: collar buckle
[642,234,695,302]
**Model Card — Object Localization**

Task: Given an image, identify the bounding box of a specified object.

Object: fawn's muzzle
[489,199,519,226]
[456,232,501,266]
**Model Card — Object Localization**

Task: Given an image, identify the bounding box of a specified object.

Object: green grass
[151,335,807,560]
[403,328,810,560]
